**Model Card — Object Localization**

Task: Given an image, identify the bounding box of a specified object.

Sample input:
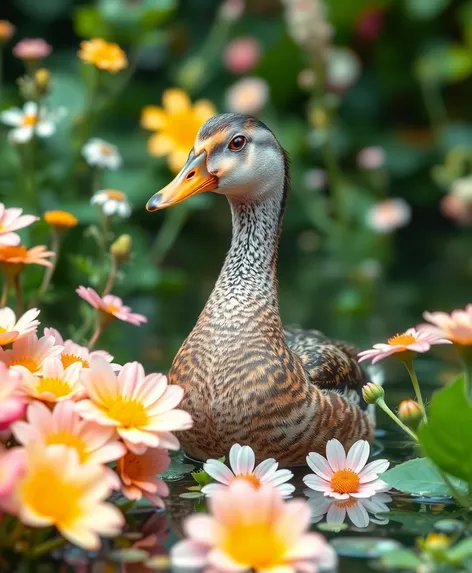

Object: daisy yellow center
[9,356,38,372]
[99,144,114,156]
[107,397,149,428]
[233,474,261,488]
[46,432,88,463]
[387,333,416,347]
[36,377,72,398]
[104,303,120,314]
[223,523,286,568]
[104,190,126,202]
[22,113,38,127]
[61,353,89,369]
[0,326,7,334]
[330,469,360,494]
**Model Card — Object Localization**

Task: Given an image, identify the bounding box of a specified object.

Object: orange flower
[0,245,54,277]
[0,21,15,43]
[78,38,127,73]
[44,210,78,229]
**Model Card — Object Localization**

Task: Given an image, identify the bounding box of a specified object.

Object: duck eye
[228,135,247,151]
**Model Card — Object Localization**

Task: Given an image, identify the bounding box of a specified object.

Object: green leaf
[418,376,472,484]
[447,539,472,563]
[416,44,472,83]
[179,492,202,499]
[191,469,213,487]
[377,549,422,570]
[380,457,468,497]
[404,0,449,20]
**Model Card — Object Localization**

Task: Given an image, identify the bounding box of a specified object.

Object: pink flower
[0,333,63,374]
[12,400,126,465]
[421,305,472,346]
[0,307,40,346]
[357,146,385,170]
[0,445,25,515]
[219,0,244,21]
[0,363,25,431]
[13,38,52,60]
[358,328,452,364]
[303,439,390,501]
[0,204,38,246]
[171,481,337,572]
[225,77,269,115]
[76,358,193,454]
[366,198,411,234]
[440,194,472,226]
[117,446,170,507]
[223,37,261,74]
[76,286,147,326]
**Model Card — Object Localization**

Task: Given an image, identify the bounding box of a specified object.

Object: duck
[146,113,373,465]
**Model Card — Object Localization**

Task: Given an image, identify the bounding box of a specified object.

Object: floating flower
[366,198,411,234]
[358,328,452,364]
[421,304,472,346]
[18,357,84,403]
[0,204,38,246]
[141,88,216,174]
[77,358,193,454]
[0,363,25,431]
[13,38,52,60]
[0,333,62,375]
[76,286,147,326]
[44,327,116,369]
[0,307,40,346]
[357,146,386,170]
[225,77,269,115]
[117,446,170,507]
[91,189,131,218]
[0,21,15,43]
[202,443,295,498]
[0,446,25,515]
[303,439,391,500]
[223,37,261,74]
[78,38,127,73]
[326,47,361,92]
[171,481,336,571]
[13,400,126,464]
[44,210,78,230]
[17,443,124,550]
[0,245,54,276]
[82,138,122,170]
[307,490,392,528]
[1,101,58,144]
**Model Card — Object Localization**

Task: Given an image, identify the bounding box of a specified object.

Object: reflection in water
[306,490,392,528]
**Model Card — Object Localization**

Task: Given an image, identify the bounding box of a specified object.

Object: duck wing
[284,325,369,410]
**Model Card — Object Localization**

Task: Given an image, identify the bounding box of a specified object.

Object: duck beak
[146,151,218,212]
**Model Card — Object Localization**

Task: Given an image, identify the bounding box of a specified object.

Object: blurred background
[1,0,471,372]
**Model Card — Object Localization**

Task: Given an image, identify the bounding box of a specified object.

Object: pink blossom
[440,194,472,226]
[0,446,25,515]
[13,38,52,60]
[219,0,244,22]
[76,286,147,326]
[0,362,25,431]
[366,198,411,234]
[223,37,261,74]
[420,304,472,346]
[0,204,38,246]
[357,146,385,170]
[358,328,452,364]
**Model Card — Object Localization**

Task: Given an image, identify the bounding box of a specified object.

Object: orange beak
[146,151,218,212]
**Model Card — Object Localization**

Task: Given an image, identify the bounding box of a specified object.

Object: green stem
[419,78,447,139]
[403,360,427,422]
[13,274,23,315]
[38,231,61,297]
[456,345,472,391]
[87,323,103,350]
[151,203,190,264]
[377,398,419,442]
[0,278,9,307]
[27,536,66,558]
[321,135,345,227]
[439,469,471,509]
[102,255,118,296]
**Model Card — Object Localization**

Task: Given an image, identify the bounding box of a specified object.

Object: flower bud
[398,400,423,428]
[34,68,51,96]
[110,234,132,263]
[362,382,385,404]
[420,533,451,554]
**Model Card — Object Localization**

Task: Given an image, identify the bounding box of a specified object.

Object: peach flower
[0,307,40,346]
[0,446,25,515]
[421,304,472,346]
[76,286,147,326]
[366,198,411,234]
[223,37,261,74]
[0,204,38,246]
[0,362,25,431]
[225,77,269,115]
[117,447,170,507]
[76,358,193,454]
[0,245,54,272]
[0,333,63,374]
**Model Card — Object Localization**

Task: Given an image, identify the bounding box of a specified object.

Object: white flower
[303,439,391,500]
[306,490,392,528]
[1,102,58,143]
[82,138,122,170]
[91,189,131,218]
[451,176,472,203]
[225,77,269,115]
[326,47,361,92]
[366,198,411,234]
[201,444,295,498]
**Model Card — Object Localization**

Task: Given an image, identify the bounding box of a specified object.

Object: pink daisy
[76,286,147,326]
[357,327,452,364]
[0,333,63,374]
[0,307,40,346]
[303,439,391,501]
[0,445,25,516]
[420,304,472,346]
[0,362,25,431]
[0,204,38,246]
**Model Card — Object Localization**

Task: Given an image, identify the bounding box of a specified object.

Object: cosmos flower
[91,189,131,218]
[1,102,58,144]
[0,363,25,431]
[0,307,40,346]
[13,38,52,60]
[171,481,336,572]
[0,446,25,515]
[76,286,147,326]
[0,204,38,246]
[366,198,411,234]
[141,88,216,173]
[17,443,124,550]
[44,210,78,230]
[202,443,295,498]
[223,37,261,74]
[76,358,193,454]
[117,446,170,507]
[0,333,63,374]
[82,138,122,170]
[44,327,116,369]
[358,328,452,364]
[303,439,391,500]
[421,305,472,346]
[225,77,269,115]
[78,38,127,73]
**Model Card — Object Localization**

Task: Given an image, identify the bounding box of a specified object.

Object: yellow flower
[17,443,124,550]
[44,210,78,229]
[141,88,216,173]
[78,38,127,73]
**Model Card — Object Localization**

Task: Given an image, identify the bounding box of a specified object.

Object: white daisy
[303,439,391,500]
[201,443,295,498]
[82,138,122,170]
[1,102,58,144]
[91,189,131,218]
[306,490,392,528]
